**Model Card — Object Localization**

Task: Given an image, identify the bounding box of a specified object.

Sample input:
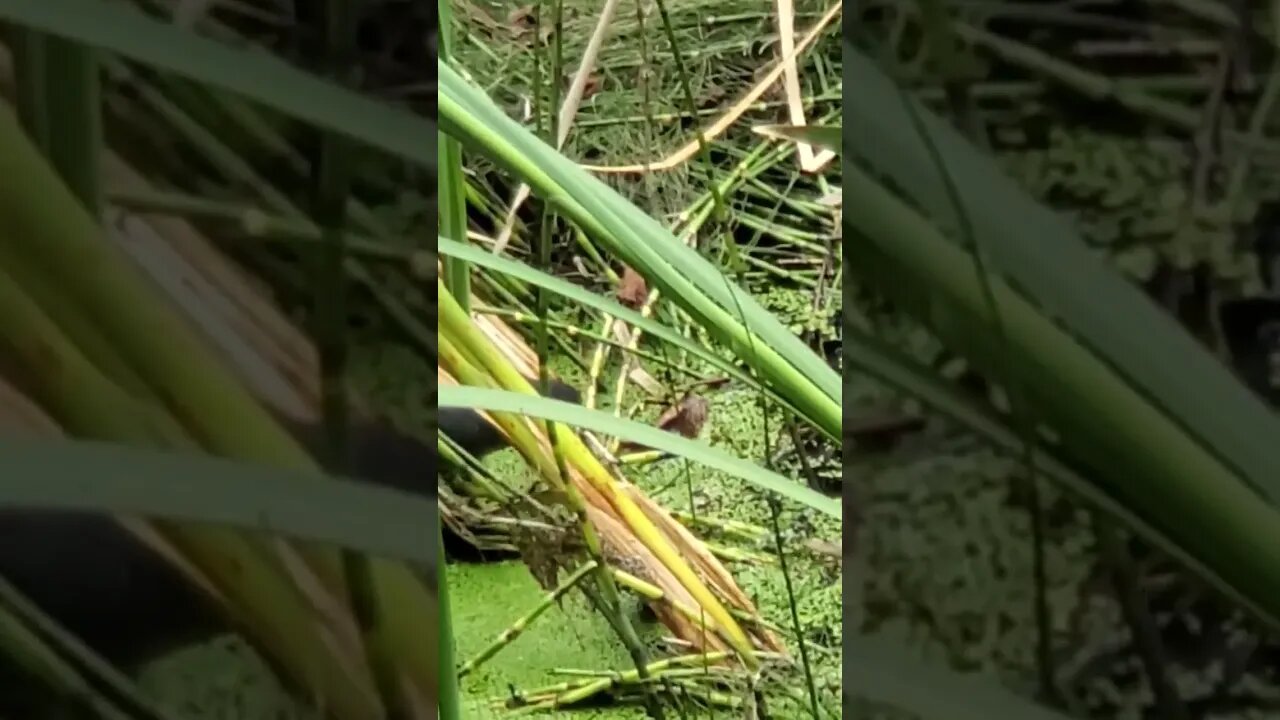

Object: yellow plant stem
[0,104,437,716]
[438,283,758,667]
[0,263,382,718]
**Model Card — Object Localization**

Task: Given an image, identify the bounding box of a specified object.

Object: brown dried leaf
[656,394,710,440]
[619,394,709,452]
[617,265,648,309]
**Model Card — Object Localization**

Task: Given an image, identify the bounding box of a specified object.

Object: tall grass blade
[0,0,436,173]
[0,438,437,564]
[439,386,840,518]
[844,41,1280,502]
[439,61,840,437]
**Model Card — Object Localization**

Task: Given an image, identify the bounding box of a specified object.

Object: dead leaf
[656,394,710,439]
[619,394,710,452]
[617,265,648,309]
